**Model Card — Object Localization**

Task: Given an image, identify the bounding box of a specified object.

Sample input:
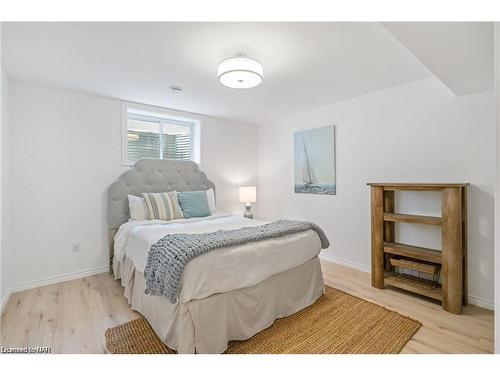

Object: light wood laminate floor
[1,260,494,354]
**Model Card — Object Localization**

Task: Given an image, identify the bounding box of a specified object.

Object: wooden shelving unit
[367,183,469,315]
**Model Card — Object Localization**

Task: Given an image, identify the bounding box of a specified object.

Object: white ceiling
[3,22,495,124]
[383,22,494,95]
[2,22,434,125]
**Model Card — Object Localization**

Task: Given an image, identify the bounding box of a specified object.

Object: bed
[107,159,325,353]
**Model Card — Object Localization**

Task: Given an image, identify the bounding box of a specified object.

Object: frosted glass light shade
[218,56,263,89]
[239,186,257,203]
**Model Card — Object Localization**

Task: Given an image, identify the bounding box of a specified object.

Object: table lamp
[239,186,256,219]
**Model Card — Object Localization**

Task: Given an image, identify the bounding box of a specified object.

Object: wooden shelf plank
[383,213,442,226]
[384,242,442,264]
[367,183,470,191]
[384,273,443,301]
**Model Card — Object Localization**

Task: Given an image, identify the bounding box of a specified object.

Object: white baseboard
[319,252,370,273]
[1,257,495,312]
[8,265,109,295]
[318,252,494,311]
[468,295,494,310]
[1,288,12,312]
[1,265,109,312]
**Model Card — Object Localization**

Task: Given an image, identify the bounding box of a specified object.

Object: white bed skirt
[117,256,325,353]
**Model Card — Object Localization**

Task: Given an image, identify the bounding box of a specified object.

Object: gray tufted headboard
[107,159,215,273]
[108,159,216,230]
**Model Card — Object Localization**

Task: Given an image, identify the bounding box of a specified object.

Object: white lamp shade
[218,56,263,89]
[239,186,256,203]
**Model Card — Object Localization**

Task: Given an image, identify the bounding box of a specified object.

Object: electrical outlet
[72,242,80,253]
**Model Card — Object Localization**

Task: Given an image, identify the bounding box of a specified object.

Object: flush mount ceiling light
[217,54,263,89]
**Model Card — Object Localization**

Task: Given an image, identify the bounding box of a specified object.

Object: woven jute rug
[105,287,421,354]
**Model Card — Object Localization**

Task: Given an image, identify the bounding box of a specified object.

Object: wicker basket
[389,256,442,290]
[389,257,439,276]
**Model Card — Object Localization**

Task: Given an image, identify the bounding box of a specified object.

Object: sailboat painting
[294,125,336,195]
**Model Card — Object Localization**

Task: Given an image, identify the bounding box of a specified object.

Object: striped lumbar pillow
[142,191,184,221]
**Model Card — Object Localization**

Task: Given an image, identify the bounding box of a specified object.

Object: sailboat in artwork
[302,139,318,188]
[294,126,336,195]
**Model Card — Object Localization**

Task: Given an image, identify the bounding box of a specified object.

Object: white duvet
[114,213,322,303]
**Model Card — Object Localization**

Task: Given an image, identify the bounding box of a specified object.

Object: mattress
[114,213,323,302]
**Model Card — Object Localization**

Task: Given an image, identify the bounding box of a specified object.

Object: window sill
[121,160,202,168]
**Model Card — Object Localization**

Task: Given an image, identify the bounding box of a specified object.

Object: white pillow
[128,194,149,220]
[206,188,216,213]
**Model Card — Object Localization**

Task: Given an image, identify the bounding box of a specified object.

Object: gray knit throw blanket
[144,219,330,302]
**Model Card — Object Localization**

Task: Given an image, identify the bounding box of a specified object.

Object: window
[123,104,200,165]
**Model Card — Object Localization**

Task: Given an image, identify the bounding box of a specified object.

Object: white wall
[494,22,499,353]
[1,24,13,309]
[6,81,257,292]
[0,23,3,306]
[3,74,496,311]
[257,77,495,309]
[0,70,9,308]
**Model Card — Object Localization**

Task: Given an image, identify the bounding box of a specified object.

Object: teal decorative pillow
[177,191,211,218]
